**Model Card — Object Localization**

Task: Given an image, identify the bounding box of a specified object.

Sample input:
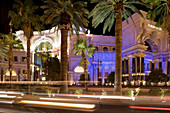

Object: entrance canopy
[5,70,17,76]
[74,66,84,73]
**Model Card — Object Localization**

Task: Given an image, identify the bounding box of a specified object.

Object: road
[0,90,169,113]
[0,102,169,113]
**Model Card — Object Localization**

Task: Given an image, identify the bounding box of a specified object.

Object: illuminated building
[0,11,169,85]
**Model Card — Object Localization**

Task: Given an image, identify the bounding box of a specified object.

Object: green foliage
[106,71,115,83]
[148,88,164,96]
[0,33,23,61]
[46,88,53,97]
[75,89,83,94]
[0,40,7,59]
[79,74,90,81]
[144,0,169,28]
[89,0,147,34]
[135,87,141,96]
[147,69,169,83]
[102,89,107,96]
[72,38,95,65]
[125,89,134,97]
[41,0,89,34]
[8,0,43,33]
[46,88,53,93]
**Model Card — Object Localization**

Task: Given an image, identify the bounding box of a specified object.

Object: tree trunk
[1,67,3,81]
[9,46,13,81]
[27,36,31,81]
[82,51,88,91]
[60,29,68,93]
[114,13,122,95]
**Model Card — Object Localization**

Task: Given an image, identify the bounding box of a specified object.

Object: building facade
[0,11,169,85]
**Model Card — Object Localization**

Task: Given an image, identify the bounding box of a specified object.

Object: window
[22,57,27,62]
[14,56,18,62]
[23,70,27,74]
[112,47,115,51]
[95,46,98,51]
[103,47,108,51]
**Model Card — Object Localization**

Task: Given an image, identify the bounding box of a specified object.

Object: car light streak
[19,100,95,109]
[129,106,170,111]
[55,94,133,100]
[0,95,16,98]
[0,91,24,95]
[0,100,13,104]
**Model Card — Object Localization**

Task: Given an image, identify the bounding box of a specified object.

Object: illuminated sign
[148,24,162,31]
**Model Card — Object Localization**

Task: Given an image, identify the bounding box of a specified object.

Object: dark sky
[0,0,146,36]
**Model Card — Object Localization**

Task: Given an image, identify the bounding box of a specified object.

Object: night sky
[0,0,146,36]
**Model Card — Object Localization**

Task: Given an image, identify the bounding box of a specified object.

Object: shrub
[75,89,83,94]
[125,89,133,97]
[147,69,169,83]
[102,89,107,96]
[106,71,115,83]
[148,88,163,96]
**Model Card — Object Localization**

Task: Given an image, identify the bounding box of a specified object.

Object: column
[154,60,157,69]
[102,69,105,85]
[17,68,21,81]
[69,71,74,85]
[31,51,35,81]
[94,67,98,85]
[162,59,167,74]
[91,65,94,84]
[128,57,132,81]
[150,61,152,71]
[135,56,137,74]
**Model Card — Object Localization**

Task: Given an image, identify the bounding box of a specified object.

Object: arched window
[112,47,115,51]
[95,46,98,51]
[103,47,108,51]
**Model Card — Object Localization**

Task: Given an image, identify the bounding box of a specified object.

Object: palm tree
[0,41,7,60]
[89,0,146,95]
[8,0,42,81]
[72,38,95,91]
[0,31,23,81]
[143,0,170,50]
[41,0,89,93]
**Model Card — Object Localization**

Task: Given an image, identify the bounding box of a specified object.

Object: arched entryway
[34,42,53,80]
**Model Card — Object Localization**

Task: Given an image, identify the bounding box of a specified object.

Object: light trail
[129,106,170,111]
[0,95,16,98]
[0,91,24,95]
[54,94,133,100]
[19,100,95,109]
[0,100,13,104]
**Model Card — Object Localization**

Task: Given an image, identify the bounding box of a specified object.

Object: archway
[143,38,159,53]
[34,42,53,80]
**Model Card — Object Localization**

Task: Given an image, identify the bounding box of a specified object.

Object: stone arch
[103,47,108,51]
[143,37,160,53]
[31,36,55,51]
[71,63,82,72]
